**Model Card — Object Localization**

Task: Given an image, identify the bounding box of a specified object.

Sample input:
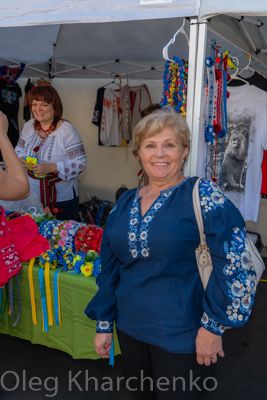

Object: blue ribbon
[53,268,63,326]
[38,268,48,332]
[109,339,114,367]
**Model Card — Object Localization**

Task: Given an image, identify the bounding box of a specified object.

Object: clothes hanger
[162,18,189,64]
[103,74,121,88]
[0,73,16,84]
[238,55,255,78]
[228,56,248,84]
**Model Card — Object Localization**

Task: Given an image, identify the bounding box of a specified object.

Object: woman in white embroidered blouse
[15,86,87,220]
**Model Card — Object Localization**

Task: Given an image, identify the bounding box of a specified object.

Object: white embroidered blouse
[15,120,87,202]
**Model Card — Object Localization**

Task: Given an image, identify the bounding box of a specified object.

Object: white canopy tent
[1,0,267,176]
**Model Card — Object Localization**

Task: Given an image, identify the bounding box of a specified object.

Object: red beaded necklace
[36,122,54,140]
[33,122,54,153]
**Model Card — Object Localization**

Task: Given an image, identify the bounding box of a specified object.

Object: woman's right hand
[94,333,113,359]
[19,156,29,170]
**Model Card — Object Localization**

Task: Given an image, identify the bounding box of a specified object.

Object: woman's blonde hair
[132,108,191,164]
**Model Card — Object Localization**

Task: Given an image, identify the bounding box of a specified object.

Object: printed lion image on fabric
[221,117,250,191]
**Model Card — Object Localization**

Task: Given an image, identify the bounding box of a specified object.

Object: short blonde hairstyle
[132,108,191,164]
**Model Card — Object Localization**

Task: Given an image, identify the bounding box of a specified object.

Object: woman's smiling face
[31,100,55,126]
[138,127,188,184]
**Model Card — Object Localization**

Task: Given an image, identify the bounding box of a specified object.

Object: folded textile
[0,206,22,286]
[8,215,50,262]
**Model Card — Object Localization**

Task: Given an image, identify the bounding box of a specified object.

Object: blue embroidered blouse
[85,177,257,354]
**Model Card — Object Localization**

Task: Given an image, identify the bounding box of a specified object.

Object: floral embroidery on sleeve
[96,320,113,333]
[224,227,257,324]
[199,178,257,332]
[199,178,227,218]
[201,313,226,334]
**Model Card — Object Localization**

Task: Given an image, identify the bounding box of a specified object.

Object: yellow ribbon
[28,258,38,325]
[44,262,53,327]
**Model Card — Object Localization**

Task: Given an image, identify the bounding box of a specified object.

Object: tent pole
[0,56,20,67]
[184,17,198,177]
[23,65,50,76]
[187,20,208,177]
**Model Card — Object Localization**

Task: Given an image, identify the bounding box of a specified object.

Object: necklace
[147,187,154,197]
[146,177,185,197]
[37,122,54,141]
[34,122,54,153]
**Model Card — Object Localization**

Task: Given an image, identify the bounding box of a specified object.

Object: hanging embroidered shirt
[119,84,152,142]
[100,88,121,146]
[0,80,22,160]
[198,84,267,222]
[244,71,267,92]
[92,86,105,146]
[23,79,36,121]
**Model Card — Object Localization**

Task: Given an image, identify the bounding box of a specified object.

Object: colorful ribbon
[53,268,63,326]
[28,258,38,325]
[109,339,114,367]
[44,262,53,327]
[38,267,48,332]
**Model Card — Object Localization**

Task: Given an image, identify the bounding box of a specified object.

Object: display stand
[0,263,121,360]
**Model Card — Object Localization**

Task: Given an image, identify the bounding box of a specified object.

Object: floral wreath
[38,245,101,277]
[74,225,104,254]
[24,156,46,178]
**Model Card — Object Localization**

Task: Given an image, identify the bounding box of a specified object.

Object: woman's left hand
[195,326,225,366]
[30,163,57,176]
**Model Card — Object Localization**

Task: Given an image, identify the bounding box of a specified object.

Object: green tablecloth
[0,263,120,359]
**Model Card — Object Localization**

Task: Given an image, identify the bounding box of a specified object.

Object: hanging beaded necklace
[204,41,230,186]
[33,122,54,153]
[160,56,188,117]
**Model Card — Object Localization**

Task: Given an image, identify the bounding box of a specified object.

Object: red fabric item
[8,215,50,262]
[27,170,62,210]
[261,150,267,195]
[0,206,22,287]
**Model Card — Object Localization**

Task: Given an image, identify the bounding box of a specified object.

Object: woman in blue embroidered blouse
[85,109,257,400]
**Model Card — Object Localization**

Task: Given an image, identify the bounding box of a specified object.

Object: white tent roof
[1,1,267,80]
[199,1,267,20]
[2,0,199,26]
[1,1,200,80]
[1,0,267,176]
